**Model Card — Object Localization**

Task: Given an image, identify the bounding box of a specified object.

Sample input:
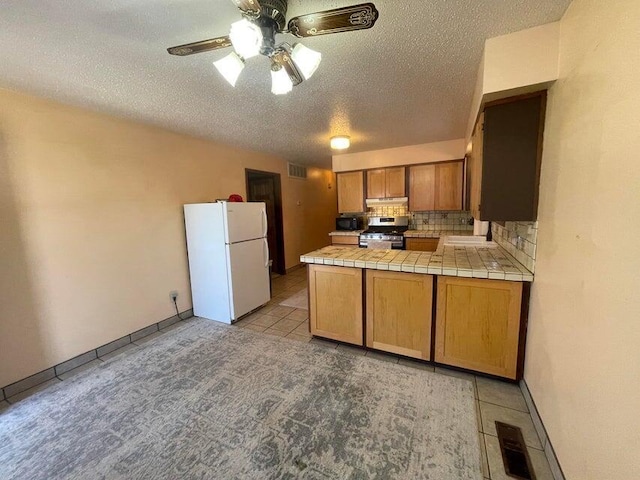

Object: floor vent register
[495,421,536,480]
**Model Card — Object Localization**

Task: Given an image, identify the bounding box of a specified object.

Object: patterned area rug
[0,318,481,479]
[279,288,308,310]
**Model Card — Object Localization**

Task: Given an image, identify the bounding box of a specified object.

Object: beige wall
[526,0,640,478]
[0,88,336,387]
[466,23,560,140]
[484,22,560,96]
[332,139,466,172]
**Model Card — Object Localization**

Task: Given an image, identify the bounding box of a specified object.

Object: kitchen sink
[442,235,499,247]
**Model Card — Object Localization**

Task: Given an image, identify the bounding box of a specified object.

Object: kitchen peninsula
[300,239,533,380]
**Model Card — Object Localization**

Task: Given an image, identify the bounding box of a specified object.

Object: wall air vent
[288,163,307,179]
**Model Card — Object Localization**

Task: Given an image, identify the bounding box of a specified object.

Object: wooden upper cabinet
[410,161,463,212]
[409,164,435,211]
[337,171,364,213]
[367,167,406,199]
[385,167,406,197]
[366,169,386,199]
[471,91,546,221]
[469,112,484,219]
[435,162,464,210]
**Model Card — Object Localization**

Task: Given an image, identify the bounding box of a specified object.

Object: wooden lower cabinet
[435,277,523,379]
[405,238,439,252]
[308,265,363,345]
[331,236,360,246]
[366,270,433,360]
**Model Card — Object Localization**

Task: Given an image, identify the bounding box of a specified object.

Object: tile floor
[237,266,556,480]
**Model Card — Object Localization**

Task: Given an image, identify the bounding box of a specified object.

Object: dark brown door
[246,170,286,275]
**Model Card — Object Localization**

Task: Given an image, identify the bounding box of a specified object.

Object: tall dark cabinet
[469,91,547,221]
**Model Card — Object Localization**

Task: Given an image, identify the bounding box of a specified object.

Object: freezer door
[223,202,267,244]
[226,238,271,320]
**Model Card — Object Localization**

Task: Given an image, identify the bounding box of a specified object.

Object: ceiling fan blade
[167,36,232,56]
[287,3,379,38]
[231,0,261,16]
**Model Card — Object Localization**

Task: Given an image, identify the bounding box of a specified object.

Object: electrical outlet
[170,291,178,301]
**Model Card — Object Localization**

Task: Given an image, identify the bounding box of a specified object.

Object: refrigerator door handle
[261,209,268,238]
[263,238,270,268]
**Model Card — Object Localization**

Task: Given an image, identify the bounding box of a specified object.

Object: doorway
[246,169,286,275]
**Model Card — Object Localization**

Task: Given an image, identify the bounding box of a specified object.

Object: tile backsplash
[365,207,474,232]
[410,211,474,232]
[492,221,538,272]
[366,205,410,218]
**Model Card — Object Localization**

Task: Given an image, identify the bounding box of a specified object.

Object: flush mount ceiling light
[331,136,351,150]
[167,1,379,95]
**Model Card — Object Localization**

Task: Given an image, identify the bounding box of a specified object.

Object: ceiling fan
[167,0,379,95]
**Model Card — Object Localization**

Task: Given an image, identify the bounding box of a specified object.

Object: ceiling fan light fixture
[291,43,322,80]
[271,65,293,95]
[229,19,263,59]
[330,136,351,150]
[213,52,245,87]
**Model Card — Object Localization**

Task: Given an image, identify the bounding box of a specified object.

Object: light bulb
[291,43,322,80]
[229,19,263,59]
[213,52,245,87]
[271,66,293,95]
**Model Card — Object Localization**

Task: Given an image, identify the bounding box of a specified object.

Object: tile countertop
[301,242,534,282]
[404,230,473,238]
[328,230,365,237]
[331,230,471,238]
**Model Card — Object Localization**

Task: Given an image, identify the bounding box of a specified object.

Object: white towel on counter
[367,241,393,249]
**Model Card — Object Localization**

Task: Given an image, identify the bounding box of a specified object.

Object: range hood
[365,197,409,207]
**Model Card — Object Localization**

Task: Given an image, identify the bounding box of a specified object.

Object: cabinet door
[366,271,433,360]
[331,236,360,246]
[435,162,463,211]
[308,265,363,345]
[405,238,439,252]
[337,172,364,213]
[435,277,522,379]
[366,169,386,199]
[470,113,484,219]
[409,164,435,211]
[385,167,406,197]
[481,93,545,221]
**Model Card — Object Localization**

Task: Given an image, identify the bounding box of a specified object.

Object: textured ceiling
[0,1,571,167]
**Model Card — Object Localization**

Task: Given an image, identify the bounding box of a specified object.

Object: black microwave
[336,216,361,231]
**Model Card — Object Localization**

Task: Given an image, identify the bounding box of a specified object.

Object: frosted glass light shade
[213,52,245,87]
[229,19,263,59]
[291,43,322,80]
[330,136,351,150]
[271,67,293,95]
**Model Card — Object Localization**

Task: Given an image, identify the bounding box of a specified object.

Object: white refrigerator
[184,202,271,324]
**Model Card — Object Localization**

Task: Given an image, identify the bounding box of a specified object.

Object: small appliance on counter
[359,216,409,249]
[335,216,363,231]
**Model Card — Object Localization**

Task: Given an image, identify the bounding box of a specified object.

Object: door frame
[245,169,286,275]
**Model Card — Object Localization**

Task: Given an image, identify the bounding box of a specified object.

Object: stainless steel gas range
[359,216,409,249]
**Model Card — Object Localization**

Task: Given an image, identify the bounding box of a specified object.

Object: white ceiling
[0,1,571,167]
